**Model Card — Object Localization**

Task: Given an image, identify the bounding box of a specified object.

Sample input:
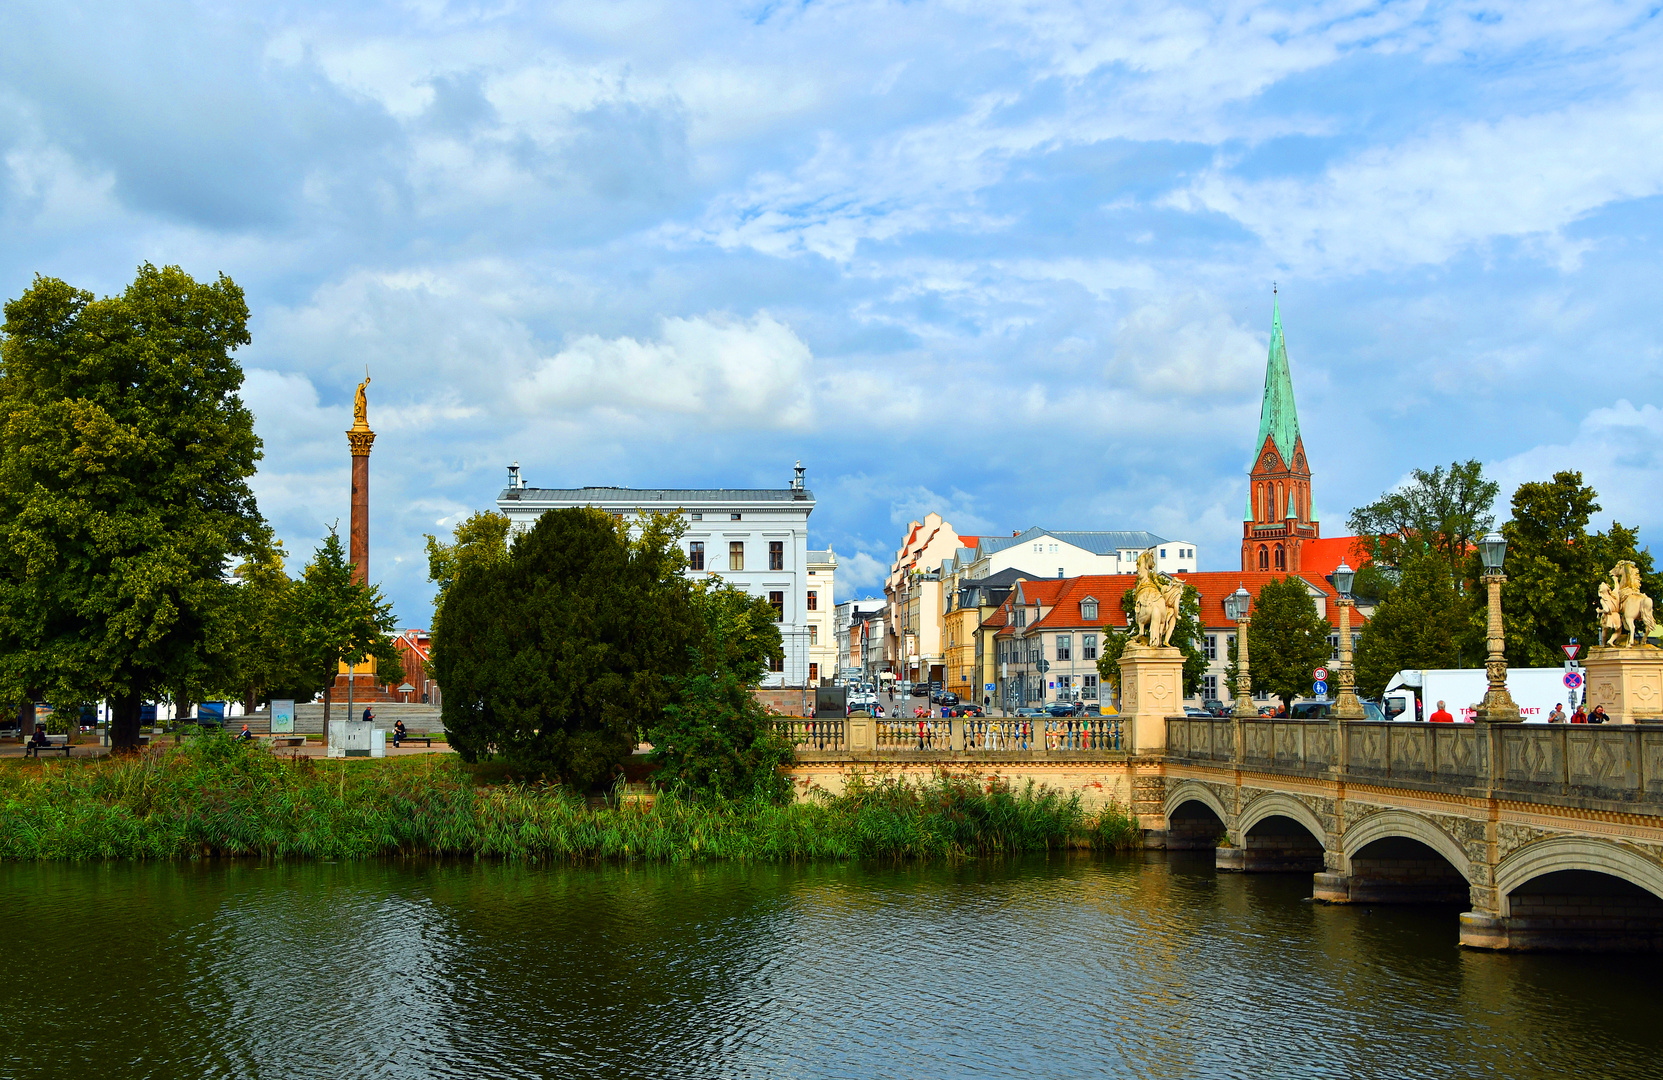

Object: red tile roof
[1003,570,1365,632]
[1299,535,1371,578]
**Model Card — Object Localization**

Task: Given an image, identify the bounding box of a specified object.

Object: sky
[2,0,1660,625]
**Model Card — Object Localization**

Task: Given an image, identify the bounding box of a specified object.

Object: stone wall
[784,752,1140,811]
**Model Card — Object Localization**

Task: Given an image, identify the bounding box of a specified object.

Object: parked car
[1014,706,1046,718]
[949,704,984,718]
[1288,701,1388,722]
[932,691,960,707]
[1200,699,1226,716]
[910,683,931,697]
[1182,706,1210,717]
[1044,701,1085,718]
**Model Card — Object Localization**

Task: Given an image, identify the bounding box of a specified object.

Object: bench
[391,734,433,747]
[268,736,307,748]
[24,743,71,758]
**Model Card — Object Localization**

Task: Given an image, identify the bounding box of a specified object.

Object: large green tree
[291,528,402,730]
[432,507,705,788]
[1243,576,1332,712]
[1498,472,1661,666]
[424,510,512,633]
[1347,459,1498,599]
[0,266,264,749]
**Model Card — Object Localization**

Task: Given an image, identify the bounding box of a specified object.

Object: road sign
[1314,668,1329,681]
[1313,679,1329,696]
[1563,671,1584,690]
[1037,659,1051,674]
[1563,644,1581,661]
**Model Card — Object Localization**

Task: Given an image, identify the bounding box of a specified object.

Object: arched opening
[1276,481,1285,519]
[1259,484,1269,522]
[1240,814,1325,873]
[1258,545,1269,570]
[1166,798,1226,851]
[1503,870,1663,951]
[1345,836,1469,904]
[1274,545,1286,571]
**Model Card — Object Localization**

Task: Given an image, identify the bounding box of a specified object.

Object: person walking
[1590,705,1610,725]
[1429,700,1455,724]
[1549,703,1567,724]
[1571,704,1588,724]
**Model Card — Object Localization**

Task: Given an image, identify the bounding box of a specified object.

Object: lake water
[4,853,1659,1079]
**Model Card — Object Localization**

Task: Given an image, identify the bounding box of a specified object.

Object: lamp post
[1224,586,1254,718]
[1475,531,1520,723]
[1332,559,1365,719]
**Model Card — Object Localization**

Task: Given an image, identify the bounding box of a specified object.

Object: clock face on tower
[1261,453,1278,470]
[1294,452,1305,470]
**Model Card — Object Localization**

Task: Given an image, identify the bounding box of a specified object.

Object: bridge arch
[1237,792,1325,845]
[1163,781,1230,826]
[1494,835,1663,916]
[1341,810,1472,883]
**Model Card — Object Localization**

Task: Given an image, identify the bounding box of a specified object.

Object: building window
[1160,548,1167,558]
[1027,640,1042,664]
[691,512,703,521]
[1330,634,1340,661]
[769,541,784,570]
[1203,675,1218,699]
[809,662,818,683]
[1081,599,1098,622]
[1082,634,1097,661]
[1083,674,1098,699]
[730,513,742,520]
[1275,545,1286,571]
[1258,546,1269,570]
[769,591,785,621]
[807,590,818,611]
[1204,634,1216,661]
[729,542,744,571]
[1015,608,1027,628]
[1056,635,1072,661]
[688,541,705,571]
[809,625,818,645]
[769,653,785,673]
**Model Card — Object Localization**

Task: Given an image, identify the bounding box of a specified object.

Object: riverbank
[0,735,1138,861]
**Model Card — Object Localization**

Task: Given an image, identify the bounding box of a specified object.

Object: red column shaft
[350,452,369,586]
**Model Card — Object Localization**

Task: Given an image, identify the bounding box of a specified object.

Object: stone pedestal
[846,712,874,752]
[1583,646,1663,723]
[1118,643,1185,754]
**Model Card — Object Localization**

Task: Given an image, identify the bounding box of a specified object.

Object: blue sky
[3,0,1661,623]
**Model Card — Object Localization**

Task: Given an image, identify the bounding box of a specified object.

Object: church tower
[1241,298,1318,573]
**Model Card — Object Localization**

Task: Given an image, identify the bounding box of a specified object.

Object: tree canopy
[291,528,402,727]
[425,510,512,628]
[0,265,264,748]
[1353,549,1478,697]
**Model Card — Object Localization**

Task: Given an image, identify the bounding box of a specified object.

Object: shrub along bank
[0,734,1139,862]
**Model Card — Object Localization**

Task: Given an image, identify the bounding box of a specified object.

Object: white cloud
[1490,401,1663,534]
[515,312,815,429]
[1170,95,1663,274]
[1110,292,1264,397]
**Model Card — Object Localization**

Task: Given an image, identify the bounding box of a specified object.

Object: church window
[1275,546,1286,571]
[1258,546,1269,570]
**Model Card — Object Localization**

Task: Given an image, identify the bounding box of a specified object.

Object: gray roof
[807,549,835,563]
[501,486,813,503]
[977,526,1166,556]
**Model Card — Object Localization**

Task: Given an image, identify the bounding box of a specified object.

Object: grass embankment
[0,734,1139,862]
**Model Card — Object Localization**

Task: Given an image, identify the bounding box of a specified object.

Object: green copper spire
[1255,299,1301,465]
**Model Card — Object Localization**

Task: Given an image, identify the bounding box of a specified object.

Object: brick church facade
[1241,299,1320,575]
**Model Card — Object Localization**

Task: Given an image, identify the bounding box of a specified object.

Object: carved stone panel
[1391,726,1431,779]
[1348,724,1387,776]
[1567,728,1639,801]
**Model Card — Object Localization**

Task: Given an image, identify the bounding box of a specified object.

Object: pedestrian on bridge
[1549,704,1567,724]
[1429,700,1454,724]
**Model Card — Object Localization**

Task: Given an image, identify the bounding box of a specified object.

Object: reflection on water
[3,853,1659,1079]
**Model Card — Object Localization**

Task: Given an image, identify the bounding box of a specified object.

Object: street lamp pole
[1332,559,1365,719]
[1475,532,1520,723]
[1225,586,1254,719]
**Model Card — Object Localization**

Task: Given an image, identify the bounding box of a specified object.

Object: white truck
[1381,668,1577,724]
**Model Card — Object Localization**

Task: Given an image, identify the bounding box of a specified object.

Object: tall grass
[0,733,1140,862]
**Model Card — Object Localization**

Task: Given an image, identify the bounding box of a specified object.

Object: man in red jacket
[1429,699,1455,723]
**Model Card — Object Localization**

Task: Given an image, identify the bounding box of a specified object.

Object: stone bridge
[1163,716,1663,951]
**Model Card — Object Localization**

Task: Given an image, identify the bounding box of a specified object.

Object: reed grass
[0,733,1140,862]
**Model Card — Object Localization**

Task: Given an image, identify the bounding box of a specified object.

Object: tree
[431,507,705,789]
[291,528,400,732]
[1348,459,1499,592]
[1353,549,1479,697]
[1245,576,1332,712]
[0,266,264,750]
[1498,472,1662,666]
[425,510,511,632]
[223,539,326,713]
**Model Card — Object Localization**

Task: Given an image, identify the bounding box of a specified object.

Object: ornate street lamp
[1224,585,1254,718]
[1331,559,1365,719]
[1475,531,1520,723]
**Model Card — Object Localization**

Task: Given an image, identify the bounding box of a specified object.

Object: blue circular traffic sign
[1313,679,1329,696]
[1563,671,1584,690]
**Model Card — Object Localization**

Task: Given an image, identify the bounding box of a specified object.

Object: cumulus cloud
[515,312,816,428]
[1490,401,1663,533]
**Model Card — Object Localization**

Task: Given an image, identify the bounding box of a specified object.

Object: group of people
[1548,703,1610,725]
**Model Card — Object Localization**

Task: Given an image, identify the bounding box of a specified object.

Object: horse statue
[1132,549,1185,648]
[1600,560,1657,648]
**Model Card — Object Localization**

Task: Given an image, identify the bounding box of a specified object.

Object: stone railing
[771,717,847,752]
[1167,716,1663,807]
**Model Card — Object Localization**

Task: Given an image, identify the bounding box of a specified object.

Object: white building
[496,464,818,689]
[961,527,1198,581]
[806,548,837,686]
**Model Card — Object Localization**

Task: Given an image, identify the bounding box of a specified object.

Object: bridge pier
[1461,869,1663,952]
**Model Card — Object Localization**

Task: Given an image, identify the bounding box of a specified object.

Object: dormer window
[1081,598,1098,622]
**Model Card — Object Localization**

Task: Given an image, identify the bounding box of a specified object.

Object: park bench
[268,736,306,748]
[392,734,433,747]
[24,742,71,758]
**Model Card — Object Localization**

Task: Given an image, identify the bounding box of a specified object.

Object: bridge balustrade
[770,717,847,752]
[1167,716,1663,805]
